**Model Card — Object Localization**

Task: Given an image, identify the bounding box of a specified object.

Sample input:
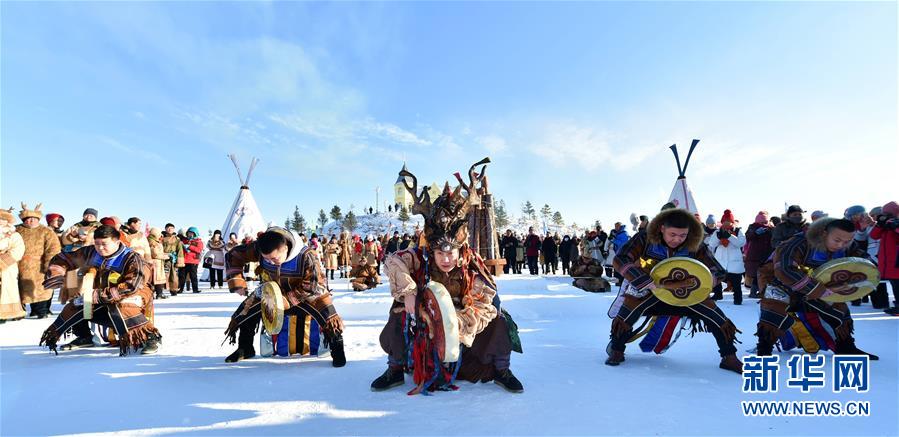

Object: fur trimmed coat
[0,229,26,320]
[15,224,61,304]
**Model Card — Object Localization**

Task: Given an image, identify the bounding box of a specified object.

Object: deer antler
[35,203,42,212]
[21,202,28,211]
[460,157,490,206]
[399,166,432,216]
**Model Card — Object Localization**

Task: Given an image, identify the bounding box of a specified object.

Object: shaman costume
[371,158,523,394]
[39,244,161,355]
[607,208,743,373]
[755,218,878,359]
[349,262,380,291]
[223,227,346,366]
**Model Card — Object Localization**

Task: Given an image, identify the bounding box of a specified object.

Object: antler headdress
[399,158,490,252]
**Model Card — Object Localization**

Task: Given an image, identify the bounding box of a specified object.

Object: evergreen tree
[398,205,410,223]
[540,204,552,221]
[344,210,358,231]
[329,205,343,222]
[552,211,564,226]
[522,201,536,220]
[291,205,306,234]
[317,209,328,231]
[285,217,291,229]
[495,200,510,229]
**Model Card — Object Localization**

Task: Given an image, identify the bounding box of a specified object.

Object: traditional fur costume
[373,158,523,394]
[39,244,161,355]
[223,227,346,366]
[0,210,26,321]
[349,262,380,291]
[755,218,878,358]
[16,203,62,316]
[607,208,743,373]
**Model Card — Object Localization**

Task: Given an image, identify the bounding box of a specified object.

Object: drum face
[650,257,713,307]
[261,282,285,333]
[813,257,880,303]
[422,281,460,363]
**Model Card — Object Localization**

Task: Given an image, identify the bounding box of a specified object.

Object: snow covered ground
[1,274,896,436]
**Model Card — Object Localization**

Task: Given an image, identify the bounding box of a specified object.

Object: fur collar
[647,208,705,253]
[805,217,835,251]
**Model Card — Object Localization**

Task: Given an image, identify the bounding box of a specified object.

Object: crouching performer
[371,158,524,394]
[39,225,161,356]
[223,227,347,367]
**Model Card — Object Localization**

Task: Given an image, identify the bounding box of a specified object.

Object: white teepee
[667,139,700,214]
[222,154,267,241]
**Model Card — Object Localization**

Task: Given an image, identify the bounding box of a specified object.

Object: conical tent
[222,154,267,241]
[667,139,700,214]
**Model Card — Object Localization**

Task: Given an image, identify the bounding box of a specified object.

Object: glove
[755,227,768,235]
[716,230,730,240]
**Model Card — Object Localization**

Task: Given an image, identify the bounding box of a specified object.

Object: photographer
[707,209,746,304]
[870,201,899,315]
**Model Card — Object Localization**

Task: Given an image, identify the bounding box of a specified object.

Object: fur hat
[148,227,162,239]
[0,208,15,224]
[398,157,490,252]
[648,208,705,253]
[18,202,43,221]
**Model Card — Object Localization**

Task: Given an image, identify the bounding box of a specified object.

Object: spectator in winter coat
[60,208,100,253]
[744,211,774,298]
[584,231,605,264]
[594,226,609,258]
[385,231,401,255]
[706,210,746,304]
[559,235,574,275]
[524,227,542,275]
[870,201,899,315]
[324,236,341,281]
[226,232,240,251]
[772,205,807,249]
[46,213,65,242]
[206,230,227,289]
[1,210,27,322]
[399,234,412,251]
[179,227,204,293]
[541,234,558,275]
[500,230,520,274]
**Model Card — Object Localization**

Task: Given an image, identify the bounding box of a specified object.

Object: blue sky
[2,2,896,234]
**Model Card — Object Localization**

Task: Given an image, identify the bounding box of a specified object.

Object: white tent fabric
[222,187,266,241]
[667,139,700,214]
[222,155,266,241]
[202,155,266,281]
[668,176,698,214]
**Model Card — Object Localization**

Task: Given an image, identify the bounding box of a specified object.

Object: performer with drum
[222,227,347,367]
[606,208,744,374]
[756,218,879,359]
[370,159,524,394]
[39,224,162,356]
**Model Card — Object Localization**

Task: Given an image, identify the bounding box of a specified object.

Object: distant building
[394,163,441,209]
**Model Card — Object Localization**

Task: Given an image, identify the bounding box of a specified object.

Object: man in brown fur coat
[15,203,61,319]
[606,208,744,374]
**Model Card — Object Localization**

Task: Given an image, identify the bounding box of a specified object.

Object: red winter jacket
[870,225,899,279]
[183,238,204,265]
[524,234,542,257]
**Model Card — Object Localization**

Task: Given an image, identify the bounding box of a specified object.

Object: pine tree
[291,205,306,234]
[495,200,510,229]
[552,211,564,226]
[398,205,410,223]
[329,205,343,222]
[344,210,358,231]
[317,209,328,232]
[285,217,291,229]
[540,204,552,223]
[522,201,536,220]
